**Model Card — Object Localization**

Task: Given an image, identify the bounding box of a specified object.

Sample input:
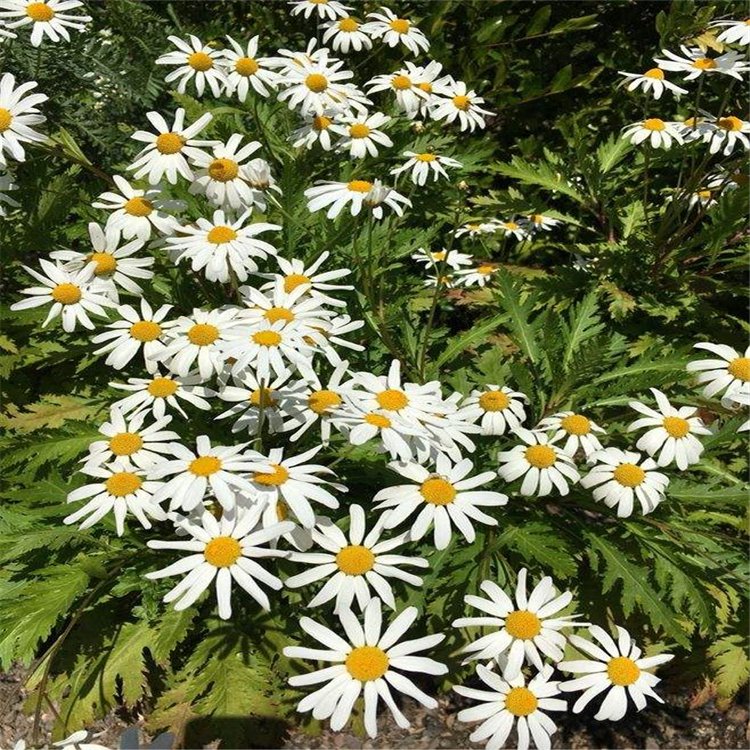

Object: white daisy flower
[494,219,529,241]
[454,221,497,238]
[50,730,109,750]
[166,209,279,283]
[366,65,433,118]
[431,80,493,132]
[291,110,339,150]
[91,299,174,373]
[187,134,265,209]
[423,272,457,289]
[655,46,750,80]
[703,115,750,156]
[627,388,710,470]
[559,625,673,721]
[454,664,566,750]
[453,568,581,679]
[536,411,605,458]
[363,7,430,56]
[128,107,215,185]
[724,391,750,432]
[146,506,293,617]
[289,0,351,21]
[150,435,269,512]
[622,118,684,149]
[331,110,392,159]
[286,504,428,612]
[50,221,154,299]
[322,15,373,53]
[523,213,562,233]
[710,17,750,46]
[304,178,409,219]
[0,73,47,166]
[412,247,474,270]
[675,115,713,143]
[249,445,345,529]
[616,67,688,99]
[580,448,669,518]
[686,342,750,399]
[64,460,166,536]
[390,150,462,186]
[153,307,241,380]
[685,187,718,210]
[92,176,183,242]
[373,454,507,550]
[456,263,499,288]
[10,259,112,332]
[155,34,228,98]
[0,169,19,214]
[265,38,329,75]
[222,35,280,100]
[498,428,580,497]
[283,598,447,738]
[0,0,90,47]
[83,407,178,470]
[110,371,213,420]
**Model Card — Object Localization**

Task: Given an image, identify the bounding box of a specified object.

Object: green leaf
[496,522,577,578]
[708,635,750,701]
[561,291,604,371]
[492,157,586,203]
[435,313,508,368]
[495,273,540,365]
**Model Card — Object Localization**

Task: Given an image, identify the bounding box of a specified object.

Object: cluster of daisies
[619,22,750,158]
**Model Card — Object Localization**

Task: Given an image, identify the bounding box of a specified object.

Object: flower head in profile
[686,342,750,399]
[709,18,750,46]
[289,0,351,21]
[390,150,462,185]
[622,118,683,149]
[0,73,47,166]
[654,45,749,81]
[305,179,409,220]
[616,67,688,99]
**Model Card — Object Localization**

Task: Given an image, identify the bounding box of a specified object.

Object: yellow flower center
[249,387,276,408]
[253,330,282,347]
[717,116,743,132]
[336,545,375,575]
[284,273,311,292]
[309,389,342,415]
[109,432,144,456]
[416,152,436,162]
[189,455,222,476]
[696,189,712,200]
[692,57,717,70]
[130,320,162,342]
[187,323,220,346]
[26,2,54,21]
[728,357,750,381]
[148,377,178,397]
[662,416,690,438]
[420,477,456,505]
[254,464,289,486]
[87,252,117,276]
[51,283,82,305]
[349,122,371,139]
[207,225,237,244]
[644,68,664,79]
[389,18,411,34]
[235,56,259,76]
[607,656,641,686]
[345,646,389,681]
[0,108,12,132]
[105,471,143,497]
[505,609,542,640]
[504,687,538,716]
[305,73,328,93]
[477,264,495,275]
[123,196,153,216]
[503,221,519,230]
[376,389,409,411]
[338,17,359,32]
[531,214,545,224]
[478,390,510,412]
[643,118,666,131]
[312,114,332,131]
[188,51,214,71]
[392,74,412,90]
[418,81,433,93]
[155,132,185,154]
[431,250,447,260]
[525,444,557,469]
[348,179,373,193]
[204,536,241,567]
[208,158,240,182]
[560,414,591,436]
[453,95,471,111]
[613,463,646,487]
[264,306,294,324]
[276,499,289,521]
[365,412,391,428]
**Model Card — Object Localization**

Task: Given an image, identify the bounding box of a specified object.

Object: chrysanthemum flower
[322,15,373,53]
[622,118,684,149]
[616,67,688,99]
[91,299,174,373]
[454,221,497,238]
[283,598,447,738]
[146,506,293,617]
[627,388,710,470]
[363,6,430,56]
[366,63,438,118]
[156,35,228,97]
[64,460,166,536]
[304,179,409,219]
[724,391,750,432]
[11,259,113,332]
[493,219,528,240]
[536,411,605,459]
[431,80,493,131]
[128,108,215,185]
[291,110,339,150]
[559,625,673,721]
[373,454,507,550]
[522,213,562,233]
[412,247,474,270]
[703,115,750,156]
[580,448,669,517]
[0,0,90,47]
[222,35,280,100]
[0,73,47,166]
[454,664,566,750]
[331,110,393,159]
[453,568,581,678]
[286,503,428,612]
[390,150,462,185]
[686,342,750,399]
[288,0,351,21]
[710,17,750,46]
[655,45,749,80]
[456,263,500,287]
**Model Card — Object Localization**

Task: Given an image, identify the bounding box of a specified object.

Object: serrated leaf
[708,635,750,700]
[1,395,100,433]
